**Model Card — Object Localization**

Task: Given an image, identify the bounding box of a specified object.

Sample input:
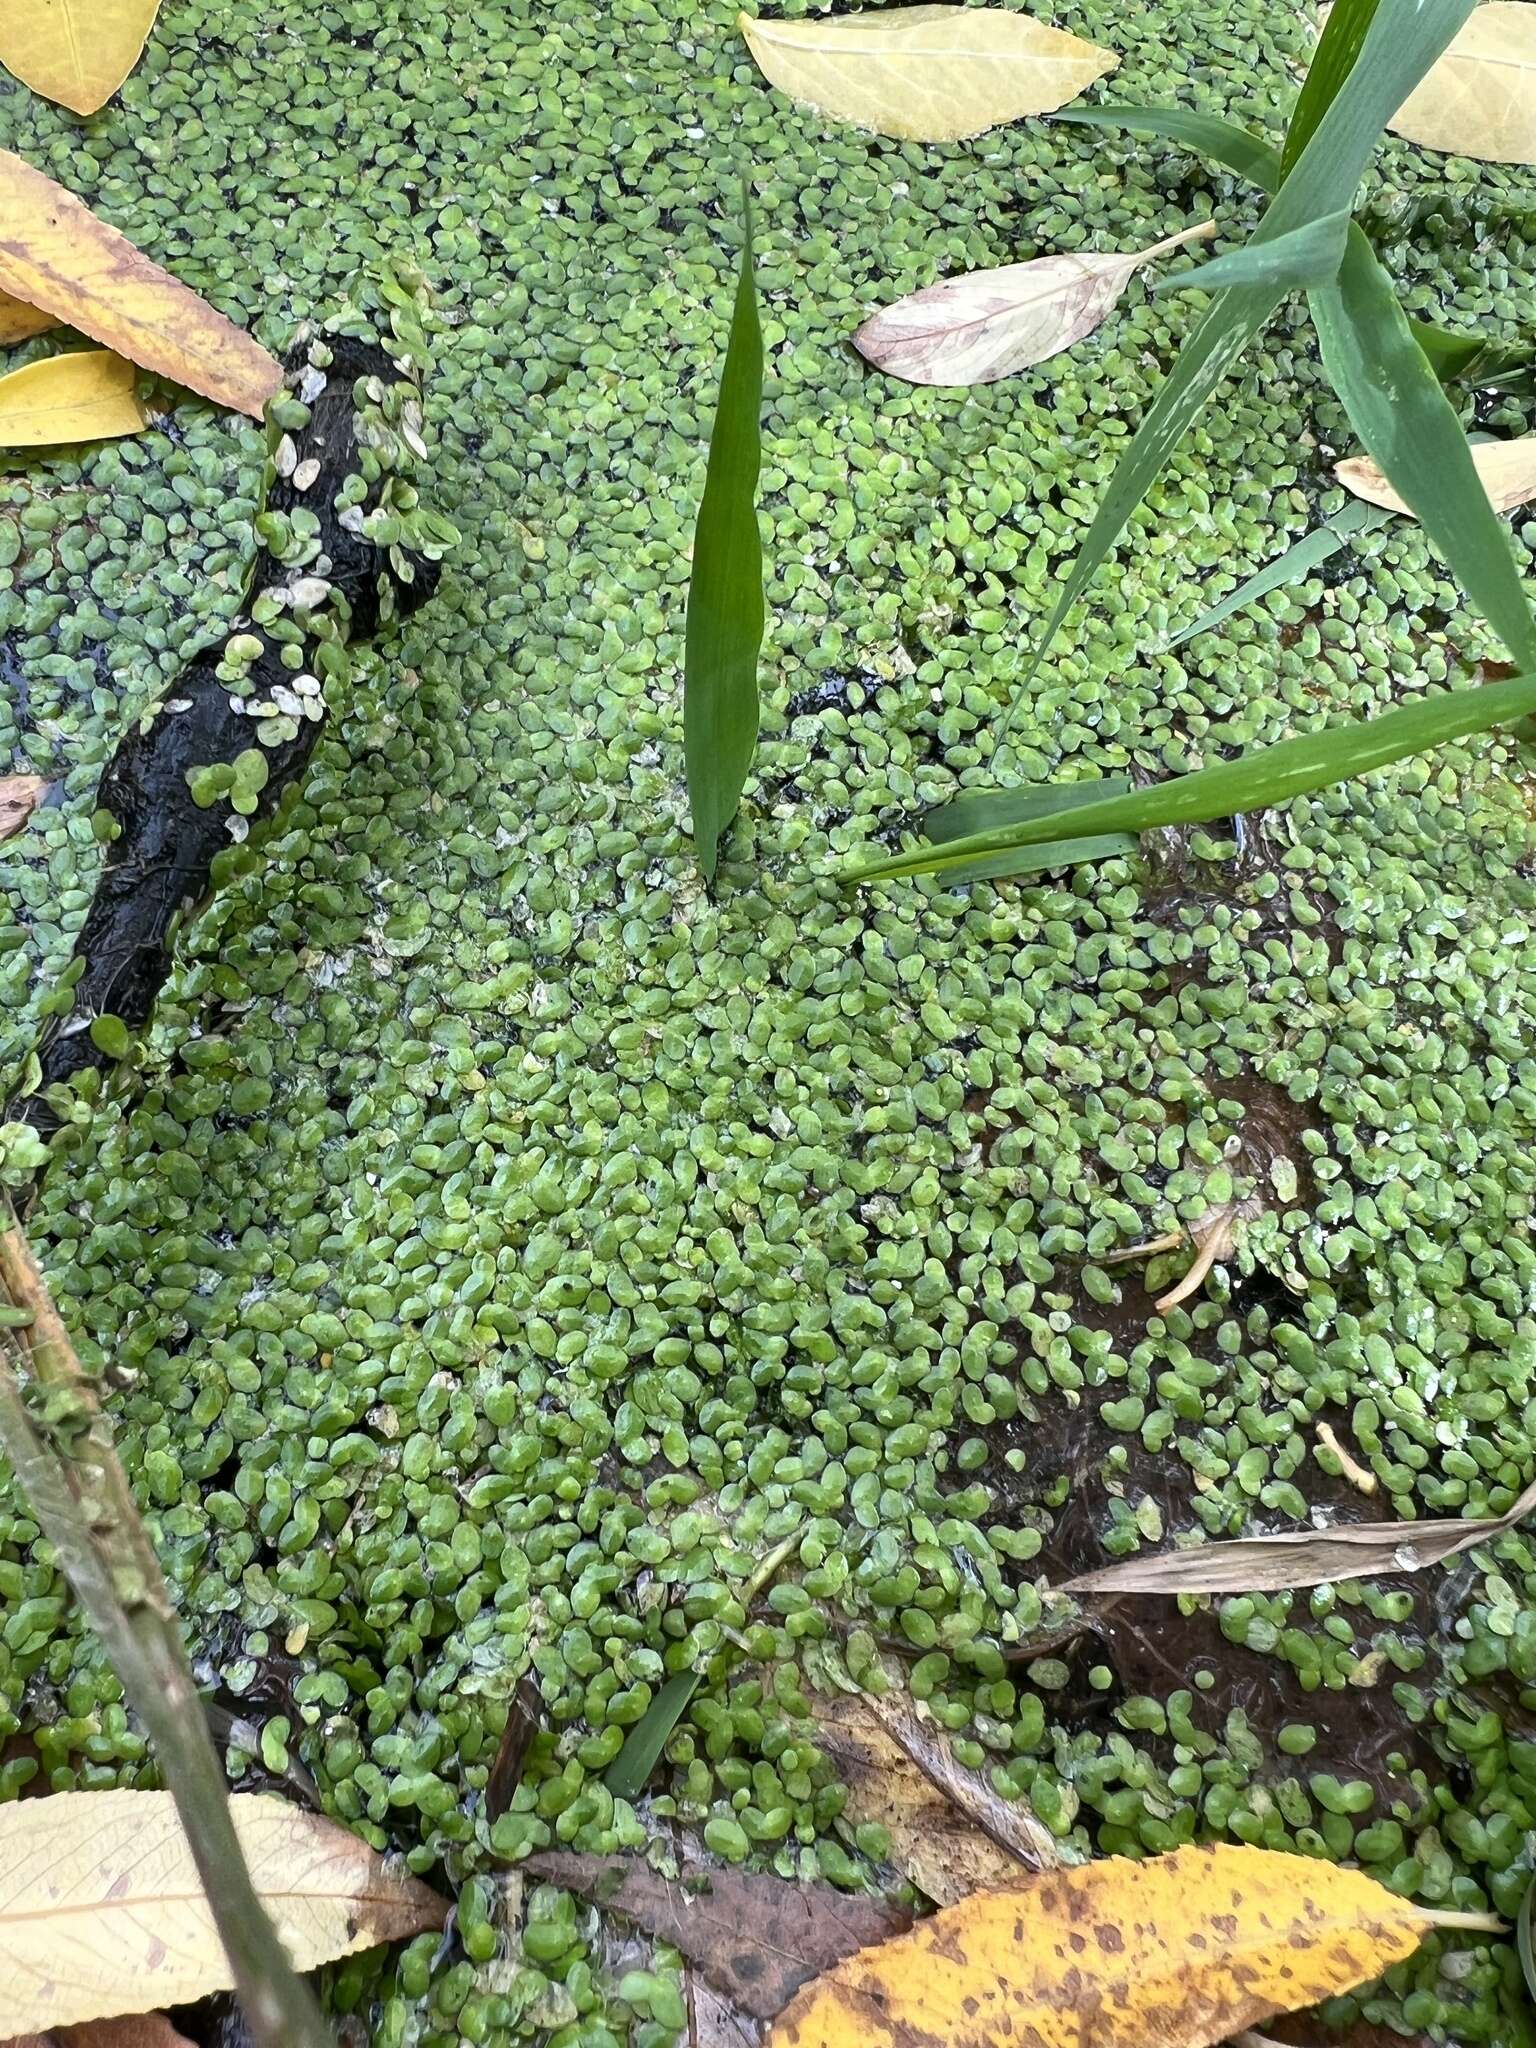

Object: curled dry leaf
[810,1688,1059,1904]
[1382,1,1536,163]
[0,0,162,116]
[0,288,55,347]
[526,1851,911,2021]
[4,2017,199,2048]
[1337,434,1536,517]
[0,1788,448,2031]
[0,350,145,449]
[1063,1468,1536,1595]
[0,153,282,419]
[738,5,1118,143]
[855,221,1214,386]
[768,1843,1501,2048]
[0,775,48,844]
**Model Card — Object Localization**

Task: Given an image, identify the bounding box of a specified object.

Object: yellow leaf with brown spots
[0,153,282,419]
[0,350,145,449]
[0,0,162,116]
[768,1843,1493,2048]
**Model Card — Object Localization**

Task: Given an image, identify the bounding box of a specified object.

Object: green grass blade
[1281,0,1383,179]
[941,832,1138,887]
[927,776,1133,843]
[999,0,1475,738]
[1520,1879,1536,2010]
[1312,228,1536,671]
[603,1670,701,1799]
[847,670,1536,884]
[1153,209,1348,296]
[683,183,765,885]
[1166,500,1386,649]
[1053,106,1281,187]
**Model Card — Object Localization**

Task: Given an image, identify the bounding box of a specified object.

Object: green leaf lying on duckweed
[846,669,1536,884]
[603,1670,702,1801]
[683,182,765,888]
[1520,1875,1536,2009]
[1165,499,1387,651]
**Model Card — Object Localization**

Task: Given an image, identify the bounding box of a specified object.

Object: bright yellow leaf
[0,349,144,448]
[769,1843,1494,2048]
[0,153,282,419]
[0,0,162,116]
[0,287,55,346]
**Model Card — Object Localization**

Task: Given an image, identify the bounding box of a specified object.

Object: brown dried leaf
[1338,434,1536,517]
[0,775,47,845]
[524,1851,910,2020]
[809,1689,1058,1905]
[3,2018,199,2047]
[1064,1469,1536,1595]
[486,1675,544,1821]
[854,223,1213,386]
[0,1789,448,2031]
[0,153,281,419]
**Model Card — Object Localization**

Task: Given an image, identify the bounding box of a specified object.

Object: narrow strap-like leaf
[1312,228,1536,671]
[1281,0,1384,179]
[1153,208,1349,296]
[1165,500,1386,650]
[926,774,1134,842]
[846,669,1536,884]
[684,181,766,885]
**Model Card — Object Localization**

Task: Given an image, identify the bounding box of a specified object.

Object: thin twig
[1316,1418,1379,1497]
[0,1203,330,2048]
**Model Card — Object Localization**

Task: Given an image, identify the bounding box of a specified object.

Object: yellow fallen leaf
[0,0,161,115]
[738,5,1118,143]
[769,1843,1501,2048]
[1385,2,1536,163]
[0,152,282,419]
[0,1788,448,2031]
[1337,435,1536,518]
[0,350,144,448]
[0,288,55,347]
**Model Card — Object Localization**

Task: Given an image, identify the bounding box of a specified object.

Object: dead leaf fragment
[0,776,48,844]
[769,1843,1475,2048]
[1337,434,1536,518]
[0,350,145,449]
[0,153,282,419]
[3,2017,199,2047]
[0,1788,448,2031]
[1063,1469,1536,1595]
[0,0,162,115]
[855,222,1214,386]
[0,289,55,347]
[810,1689,1058,1904]
[1385,1,1536,162]
[738,5,1118,143]
[524,1851,910,2020]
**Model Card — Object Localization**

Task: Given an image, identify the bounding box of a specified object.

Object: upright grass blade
[1165,499,1387,651]
[1153,209,1349,296]
[1056,105,1512,388]
[1281,0,1383,178]
[991,0,1475,744]
[1312,232,1536,673]
[845,668,1536,884]
[684,182,765,885]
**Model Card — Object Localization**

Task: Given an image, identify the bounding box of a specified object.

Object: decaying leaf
[0,1788,448,2031]
[855,221,1214,386]
[737,5,1118,143]
[4,2017,198,2047]
[810,1688,1059,1905]
[1063,1468,1536,1595]
[0,0,162,116]
[768,1843,1500,2048]
[525,1851,911,2020]
[0,288,55,347]
[486,1674,545,1821]
[0,350,145,449]
[0,776,48,844]
[1383,1,1536,163]
[1338,433,1536,517]
[0,153,282,419]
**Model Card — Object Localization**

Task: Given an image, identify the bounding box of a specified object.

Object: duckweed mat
[3,2,1536,2043]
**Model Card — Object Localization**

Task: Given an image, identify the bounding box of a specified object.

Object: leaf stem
[1143,219,1219,261]
[1418,1908,1508,1933]
[0,1204,331,2048]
